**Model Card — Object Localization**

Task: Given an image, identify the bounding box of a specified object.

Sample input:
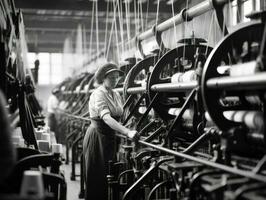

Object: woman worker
[83,63,138,200]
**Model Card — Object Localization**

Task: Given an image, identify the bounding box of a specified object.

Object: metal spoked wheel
[148,43,213,122]
[122,55,159,122]
[201,22,265,132]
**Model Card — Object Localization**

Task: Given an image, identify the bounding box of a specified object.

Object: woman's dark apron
[83,118,118,200]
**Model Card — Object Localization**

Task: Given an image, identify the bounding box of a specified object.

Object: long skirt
[83,120,116,200]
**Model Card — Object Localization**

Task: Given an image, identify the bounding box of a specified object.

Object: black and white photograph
[0,0,265,199]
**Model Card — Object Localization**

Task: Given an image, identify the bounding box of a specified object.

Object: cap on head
[95,63,123,84]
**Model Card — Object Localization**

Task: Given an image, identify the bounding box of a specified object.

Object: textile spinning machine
[56,73,95,197]
[107,4,266,200]
[109,32,215,200]
[53,0,266,199]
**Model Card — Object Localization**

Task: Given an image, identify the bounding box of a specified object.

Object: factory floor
[61,150,83,200]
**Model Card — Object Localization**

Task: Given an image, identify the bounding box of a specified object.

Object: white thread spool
[244,111,264,131]
[233,111,246,122]
[223,110,264,131]
[12,135,21,147]
[140,80,146,87]
[12,135,21,143]
[181,70,197,82]
[51,144,63,154]
[168,108,193,120]
[37,140,50,152]
[42,133,51,142]
[14,127,22,137]
[171,73,182,83]
[20,170,44,199]
[138,107,146,114]
[245,95,261,105]
[35,130,44,140]
[230,61,258,77]
[168,108,176,115]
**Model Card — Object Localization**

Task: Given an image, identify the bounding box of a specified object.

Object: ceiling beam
[27,42,105,53]
[21,9,167,20]
[14,0,177,13]
[25,27,109,34]
[25,28,136,42]
[23,18,140,31]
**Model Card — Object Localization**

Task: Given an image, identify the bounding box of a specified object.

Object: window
[231,0,238,26]
[27,53,37,69]
[27,52,64,85]
[51,53,62,84]
[38,53,50,85]
[243,0,253,22]
[230,0,261,25]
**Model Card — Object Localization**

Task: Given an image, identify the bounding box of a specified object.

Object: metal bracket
[135,36,145,59]
[212,0,229,35]
[151,24,166,55]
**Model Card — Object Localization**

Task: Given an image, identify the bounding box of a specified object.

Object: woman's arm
[95,90,137,138]
[102,114,138,139]
[102,113,130,135]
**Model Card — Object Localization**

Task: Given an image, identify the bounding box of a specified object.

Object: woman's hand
[102,114,139,140]
[127,130,139,140]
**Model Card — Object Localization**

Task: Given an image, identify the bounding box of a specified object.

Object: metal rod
[122,157,174,200]
[58,110,90,122]
[87,87,123,94]
[167,88,197,137]
[123,93,146,125]
[136,93,159,130]
[138,0,230,41]
[206,72,266,90]
[182,130,212,154]
[127,86,146,94]
[5,72,16,81]
[61,111,266,183]
[139,140,266,183]
[138,119,156,136]
[144,126,166,142]
[123,94,134,109]
[151,81,198,92]
[114,87,123,93]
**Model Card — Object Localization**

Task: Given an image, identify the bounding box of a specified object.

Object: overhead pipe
[137,0,230,42]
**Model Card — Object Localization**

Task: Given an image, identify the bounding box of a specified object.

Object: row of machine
[57,1,266,199]
[0,0,66,199]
